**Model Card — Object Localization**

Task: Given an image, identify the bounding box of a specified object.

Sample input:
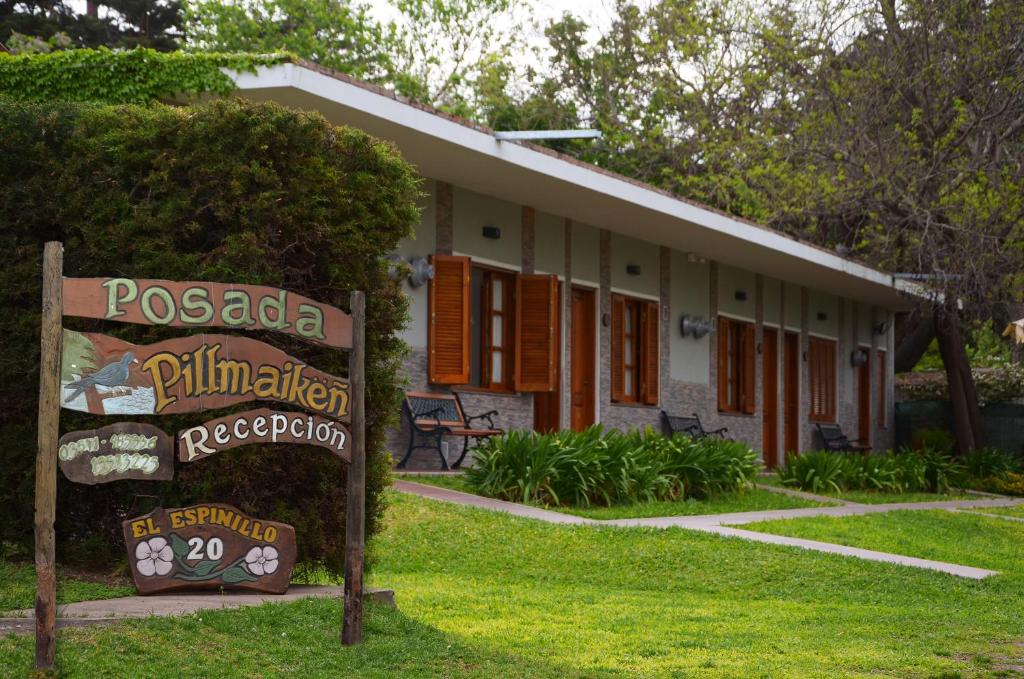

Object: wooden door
[533,283,562,431]
[762,328,779,468]
[570,287,596,431]
[783,331,800,456]
[857,352,871,448]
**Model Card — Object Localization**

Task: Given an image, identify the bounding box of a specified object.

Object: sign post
[35,242,62,670]
[342,291,365,645]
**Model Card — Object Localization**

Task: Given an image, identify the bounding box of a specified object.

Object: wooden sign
[63,278,352,349]
[123,504,296,595]
[178,408,350,463]
[60,330,349,420]
[59,423,173,484]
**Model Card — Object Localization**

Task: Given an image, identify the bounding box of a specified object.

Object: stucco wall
[452,186,522,268]
[717,264,757,321]
[571,221,601,285]
[534,211,566,276]
[610,233,660,299]
[669,250,710,385]
[395,179,436,349]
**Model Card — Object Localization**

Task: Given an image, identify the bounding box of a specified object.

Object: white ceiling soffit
[228,63,919,310]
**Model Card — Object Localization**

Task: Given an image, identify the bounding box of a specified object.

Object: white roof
[228,61,920,310]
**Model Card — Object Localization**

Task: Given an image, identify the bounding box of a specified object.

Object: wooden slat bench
[659,411,729,440]
[397,391,502,470]
[814,422,869,453]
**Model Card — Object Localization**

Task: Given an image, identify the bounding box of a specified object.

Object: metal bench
[397,391,502,470]
[659,411,729,440]
[814,422,869,453]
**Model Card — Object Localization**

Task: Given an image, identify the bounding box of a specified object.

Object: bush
[977,472,1024,496]
[778,448,965,494]
[0,97,421,576]
[962,447,1022,480]
[464,427,759,507]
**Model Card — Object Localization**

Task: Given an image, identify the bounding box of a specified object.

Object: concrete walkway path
[0,586,396,635]
[395,480,1023,580]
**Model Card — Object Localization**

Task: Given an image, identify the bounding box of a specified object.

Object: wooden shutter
[515,274,559,391]
[641,301,660,405]
[428,255,470,384]
[611,295,626,402]
[740,322,756,413]
[877,349,887,427]
[808,337,836,421]
[717,317,730,411]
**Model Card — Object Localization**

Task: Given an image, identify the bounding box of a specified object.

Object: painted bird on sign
[63,352,137,403]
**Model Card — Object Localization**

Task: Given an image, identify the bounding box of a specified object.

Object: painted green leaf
[220,565,257,584]
[169,533,190,558]
[191,560,220,577]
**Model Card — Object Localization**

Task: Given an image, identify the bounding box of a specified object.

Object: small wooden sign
[178,408,350,463]
[59,423,173,484]
[123,504,296,595]
[60,330,349,420]
[63,278,352,349]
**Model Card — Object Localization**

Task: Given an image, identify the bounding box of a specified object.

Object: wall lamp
[851,348,869,367]
[626,264,641,276]
[874,320,889,335]
[385,254,434,288]
[482,225,501,239]
[817,311,828,321]
[734,290,747,301]
[680,314,713,339]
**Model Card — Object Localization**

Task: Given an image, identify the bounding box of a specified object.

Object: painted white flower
[135,537,173,576]
[244,545,279,576]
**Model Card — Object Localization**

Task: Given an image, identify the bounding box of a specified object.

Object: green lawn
[743,509,1024,573]
[0,560,131,614]
[397,474,831,519]
[829,489,972,504]
[3,492,1023,677]
[965,503,1024,519]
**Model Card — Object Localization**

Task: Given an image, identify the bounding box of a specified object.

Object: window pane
[625,309,632,332]
[492,314,503,347]
[625,338,632,361]
[491,351,503,383]
[624,368,633,396]
[492,277,503,311]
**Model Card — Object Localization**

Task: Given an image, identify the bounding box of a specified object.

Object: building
[228,61,919,469]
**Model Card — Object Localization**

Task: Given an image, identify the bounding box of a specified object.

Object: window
[717,316,755,413]
[611,294,659,405]
[471,266,515,390]
[428,255,558,392]
[877,349,887,428]
[808,337,837,422]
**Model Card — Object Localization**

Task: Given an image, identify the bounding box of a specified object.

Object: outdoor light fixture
[851,348,869,367]
[407,257,435,288]
[385,255,434,288]
[817,311,828,321]
[874,320,889,335]
[625,264,641,276]
[680,314,713,339]
[734,290,747,301]
[482,225,501,240]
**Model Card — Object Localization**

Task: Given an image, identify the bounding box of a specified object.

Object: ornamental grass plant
[777,446,1023,495]
[463,427,759,508]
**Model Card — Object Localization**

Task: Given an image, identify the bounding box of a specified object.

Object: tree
[184,0,528,114]
[1,0,183,52]
[776,0,1024,451]
[185,0,389,81]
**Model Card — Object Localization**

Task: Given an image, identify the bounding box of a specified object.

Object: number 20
[186,537,224,561]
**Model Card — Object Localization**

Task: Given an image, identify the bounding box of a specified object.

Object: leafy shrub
[464,427,759,507]
[976,472,1024,497]
[779,448,964,494]
[911,428,956,454]
[962,447,1022,480]
[0,97,420,575]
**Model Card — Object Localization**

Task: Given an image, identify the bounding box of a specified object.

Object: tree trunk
[933,301,983,453]
[894,308,935,372]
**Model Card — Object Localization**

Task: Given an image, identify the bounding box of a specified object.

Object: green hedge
[0,48,291,104]
[0,96,420,575]
[465,426,760,507]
